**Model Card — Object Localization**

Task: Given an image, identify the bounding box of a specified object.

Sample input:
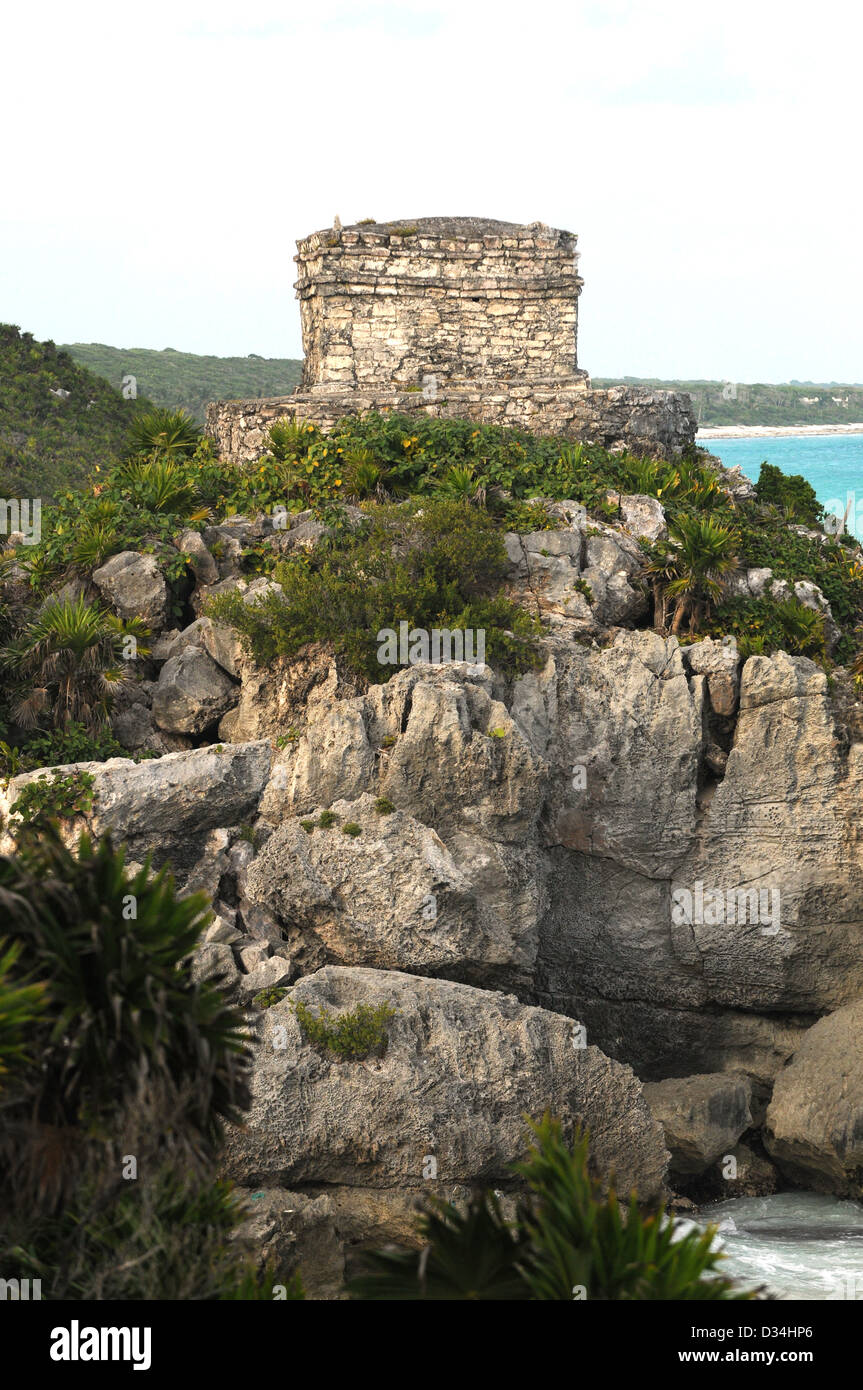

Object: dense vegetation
[351,1115,757,1301]
[595,376,863,428]
[210,498,542,682]
[0,827,293,1299]
[0,324,150,502]
[4,405,863,780]
[63,342,302,423]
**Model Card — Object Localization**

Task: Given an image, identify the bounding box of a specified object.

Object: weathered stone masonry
[207,216,696,460]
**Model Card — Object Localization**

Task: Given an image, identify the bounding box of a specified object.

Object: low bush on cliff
[754,462,823,525]
[707,594,827,661]
[293,999,397,1060]
[209,499,541,681]
[351,1115,758,1301]
[0,829,280,1299]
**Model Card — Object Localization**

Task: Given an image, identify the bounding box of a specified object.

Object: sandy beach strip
[697,423,863,440]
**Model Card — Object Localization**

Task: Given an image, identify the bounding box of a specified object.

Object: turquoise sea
[699,433,863,540]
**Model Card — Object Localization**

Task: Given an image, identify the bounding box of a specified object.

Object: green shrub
[9,768,96,828]
[292,999,397,1060]
[342,822,362,837]
[755,462,822,525]
[351,1114,758,1301]
[0,720,135,778]
[209,499,540,683]
[254,986,289,1009]
[299,819,315,834]
[374,797,395,815]
[318,809,338,828]
[711,594,827,661]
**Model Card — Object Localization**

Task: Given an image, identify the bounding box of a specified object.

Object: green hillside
[0,324,148,503]
[593,377,863,427]
[62,343,303,423]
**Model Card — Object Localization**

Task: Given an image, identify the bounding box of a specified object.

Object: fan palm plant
[267,418,316,461]
[664,514,739,635]
[433,463,487,506]
[112,457,206,517]
[0,596,149,732]
[128,408,201,459]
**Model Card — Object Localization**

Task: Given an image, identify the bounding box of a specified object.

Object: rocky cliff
[5,474,863,1293]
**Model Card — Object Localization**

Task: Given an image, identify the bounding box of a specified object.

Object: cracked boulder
[244,793,535,981]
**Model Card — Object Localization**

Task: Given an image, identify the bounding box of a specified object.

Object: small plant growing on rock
[488,727,507,740]
[380,735,397,749]
[10,769,96,830]
[374,797,395,815]
[299,820,315,834]
[292,999,397,1060]
[342,822,362,837]
[253,986,289,1009]
[317,810,339,829]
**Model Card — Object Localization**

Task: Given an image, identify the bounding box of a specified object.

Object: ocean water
[700,433,863,540]
[695,1193,863,1301]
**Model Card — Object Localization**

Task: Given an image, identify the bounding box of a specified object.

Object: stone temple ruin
[206,217,696,461]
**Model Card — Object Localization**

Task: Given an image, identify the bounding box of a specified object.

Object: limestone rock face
[220,966,669,1200]
[92,551,169,628]
[643,1073,753,1176]
[0,742,272,875]
[680,635,741,717]
[616,492,667,542]
[504,517,648,634]
[529,639,863,1081]
[765,1000,863,1195]
[245,793,537,983]
[152,646,238,734]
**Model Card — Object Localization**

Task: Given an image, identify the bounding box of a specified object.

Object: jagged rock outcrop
[0,742,272,875]
[765,999,863,1195]
[219,965,669,1200]
[245,794,493,980]
[92,550,169,628]
[503,506,648,634]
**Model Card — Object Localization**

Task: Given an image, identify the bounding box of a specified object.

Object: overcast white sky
[2,0,861,381]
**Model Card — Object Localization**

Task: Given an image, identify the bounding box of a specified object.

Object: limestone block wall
[295,218,584,389]
[206,382,697,465]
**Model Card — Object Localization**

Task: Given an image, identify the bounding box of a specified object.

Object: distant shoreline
[697,423,863,440]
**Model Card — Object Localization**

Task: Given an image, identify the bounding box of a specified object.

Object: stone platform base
[205,377,697,465]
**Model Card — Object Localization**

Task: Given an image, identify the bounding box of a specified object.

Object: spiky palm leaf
[664,514,739,635]
[351,1115,757,1301]
[128,408,201,459]
[0,596,147,732]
